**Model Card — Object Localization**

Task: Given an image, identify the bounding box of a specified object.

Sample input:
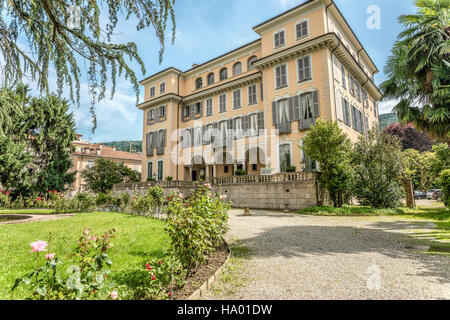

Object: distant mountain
[379,113,398,131]
[102,141,142,153]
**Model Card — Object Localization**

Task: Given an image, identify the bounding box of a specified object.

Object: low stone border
[0,213,75,225]
[188,239,231,300]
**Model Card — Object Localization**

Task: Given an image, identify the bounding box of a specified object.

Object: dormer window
[195,77,202,90]
[220,68,228,81]
[274,30,285,48]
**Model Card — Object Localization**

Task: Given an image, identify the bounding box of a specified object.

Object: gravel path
[206,209,450,300]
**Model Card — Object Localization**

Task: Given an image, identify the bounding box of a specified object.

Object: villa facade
[137,0,381,182]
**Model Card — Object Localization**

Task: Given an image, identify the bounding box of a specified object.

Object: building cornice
[139,67,183,86]
[137,93,183,110]
[253,32,381,100]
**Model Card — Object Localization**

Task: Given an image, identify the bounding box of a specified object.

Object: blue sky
[15,0,418,142]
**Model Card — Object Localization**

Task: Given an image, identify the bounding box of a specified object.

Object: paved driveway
[206,209,450,300]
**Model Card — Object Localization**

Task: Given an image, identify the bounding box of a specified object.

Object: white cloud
[277,0,299,9]
[378,98,400,115]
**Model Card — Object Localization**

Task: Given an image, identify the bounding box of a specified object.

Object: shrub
[95,192,113,206]
[234,169,246,176]
[285,166,296,173]
[164,185,230,276]
[129,194,150,215]
[132,257,186,300]
[148,186,164,217]
[165,176,173,181]
[439,169,450,207]
[352,131,404,208]
[12,228,118,300]
[71,192,96,213]
[0,191,11,208]
[302,120,353,207]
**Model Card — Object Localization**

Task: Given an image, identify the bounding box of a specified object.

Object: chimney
[192,63,198,68]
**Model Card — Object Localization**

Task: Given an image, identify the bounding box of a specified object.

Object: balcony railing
[212,172,319,185]
[277,122,292,134]
[115,180,200,190]
[298,118,316,131]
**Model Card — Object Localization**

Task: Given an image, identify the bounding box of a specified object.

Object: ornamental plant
[12,228,118,300]
[164,185,230,276]
[148,186,165,217]
[0,191,11,208]
[439,169,450,208]
[133,257,186,300]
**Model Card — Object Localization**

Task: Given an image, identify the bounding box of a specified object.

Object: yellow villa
[137,0,381,183]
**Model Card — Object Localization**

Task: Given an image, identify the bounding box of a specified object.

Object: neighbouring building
[70,134,142,191]
[137,0,381,183]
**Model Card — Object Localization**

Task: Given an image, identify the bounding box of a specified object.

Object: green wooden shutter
[312,91,319,117]
[272,101,278,125]
[257,112,264,135]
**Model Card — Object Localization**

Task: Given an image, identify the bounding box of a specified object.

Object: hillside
[102,140,142,153]
[379,113,398,131]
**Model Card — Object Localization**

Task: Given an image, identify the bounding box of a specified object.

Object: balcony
[298,118,316,131]
[277,122,291,134]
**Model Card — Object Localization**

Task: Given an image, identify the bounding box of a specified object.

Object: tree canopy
[380,0,450,143]
[0,0,176,131]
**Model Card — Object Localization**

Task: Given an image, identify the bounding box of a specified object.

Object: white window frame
[149,86,156,98]
[232,89,242,109]
[295,18,309,41]
[274,63,289,90]
[296,54,313,84]
[248,84,258,106]
[159,81,166,94]
[273,29,286,50]
[233,62,242,76]
[219,94,227,113]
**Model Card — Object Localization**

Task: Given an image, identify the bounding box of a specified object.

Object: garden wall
[114,180,323,211]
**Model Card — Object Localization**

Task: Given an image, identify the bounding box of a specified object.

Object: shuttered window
[219,94,227,113]
[279,144,291,172]
[342,98,351,127]
[297,56,312,83]
[206,98,213,116]
[275,64,287,89]
[234,117,243,139]
[220,68,228,81]
[147,162,153,179]
[233,89,241,109]
[341,66,346,89]
[150,86,155,97]
[335,89,344,121]
[159,82,165,94]
[248,84,257,105]
[157,161,163,181]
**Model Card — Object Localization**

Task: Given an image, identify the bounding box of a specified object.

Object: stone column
[205,165,210,182]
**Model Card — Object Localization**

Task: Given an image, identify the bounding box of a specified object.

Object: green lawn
[0,212,169,299]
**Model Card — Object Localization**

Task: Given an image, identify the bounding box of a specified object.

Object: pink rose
[203,183,211,189]
[220,195,227,200]
[45,253,55,260]
[30,240,48,252]
[110,291,118,299]
[178,193,184,198]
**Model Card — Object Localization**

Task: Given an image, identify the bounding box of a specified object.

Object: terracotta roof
[100,148,142,162]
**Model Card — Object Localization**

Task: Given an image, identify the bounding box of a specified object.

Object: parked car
[426,189,442,200]
[414,191,426,199]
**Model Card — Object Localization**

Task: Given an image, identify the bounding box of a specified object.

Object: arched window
[220,68,228,81]
[207,73,215,85]
[248,56,257,71]
[195,77,202,90]
[233,62,242,76]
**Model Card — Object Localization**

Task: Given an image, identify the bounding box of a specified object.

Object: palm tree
[380,0,450,144]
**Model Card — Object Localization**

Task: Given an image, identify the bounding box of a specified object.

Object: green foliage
[439,170,450,207]
[380,0,450,141]
[0,85,76,198]
[352,131,404,208]
[285,166,296,173]
[402,149,437,191]
[71,192,96,213]
[148,186,165,217]
[234,169,246,176]
[12,228,117,300]
[379,113,399,131]
[1,0,176,130]
[164,185,230,276]
[81,159,140,193]
[165,176,173,181]
[132,257,186,300]
[302,120,353,207]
